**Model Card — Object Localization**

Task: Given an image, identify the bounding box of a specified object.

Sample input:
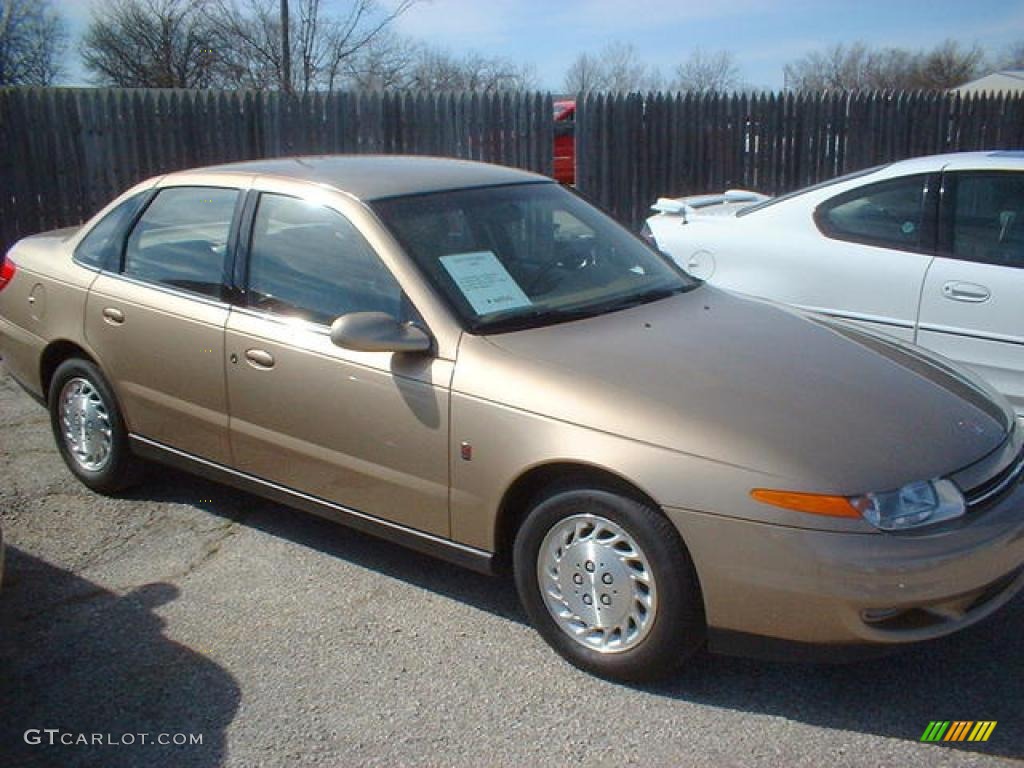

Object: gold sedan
[1,156,1023,680]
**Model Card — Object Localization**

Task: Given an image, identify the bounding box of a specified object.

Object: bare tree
[405,46,462,90]
[914,39,985,89]
[563,52,608,93]
[0,0,68,85]
[998,40,1024,69]
[205,0,417,91]
[202,0,282,88]
[785,39,988,91]
[337,34,535,91]
[81,0,217,88]
[603,42,661,92]
[562,42,661,94]
[672,49,743,93]
[342,30,419,89]
[402,44,535,91]
[862,47,918,89]
[784,42,872,90]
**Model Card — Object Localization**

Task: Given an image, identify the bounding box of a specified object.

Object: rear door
[917,170,1024,418]
[84,185,243,463]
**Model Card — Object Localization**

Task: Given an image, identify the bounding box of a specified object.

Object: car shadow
[121,465,526,625]
[0,548,241,768]
[125,465,1022,760]
[641,602,1024,759]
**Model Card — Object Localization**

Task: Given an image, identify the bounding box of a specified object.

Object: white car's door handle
[942,282,991,303]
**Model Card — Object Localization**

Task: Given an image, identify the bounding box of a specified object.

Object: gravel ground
[1,367,1022,768]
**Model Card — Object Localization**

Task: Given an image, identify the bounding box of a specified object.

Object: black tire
[514,485,705,681]
[48,358,141,494]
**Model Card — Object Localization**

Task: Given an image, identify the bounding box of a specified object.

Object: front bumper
[665,478,1024,650]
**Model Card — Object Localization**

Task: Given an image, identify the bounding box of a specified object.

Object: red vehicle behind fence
[553,99,575,185]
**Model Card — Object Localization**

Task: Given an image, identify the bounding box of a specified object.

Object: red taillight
[0,255,15,291]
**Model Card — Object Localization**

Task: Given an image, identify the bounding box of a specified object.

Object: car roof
[880,150,1024,176]
[172,155,551,201]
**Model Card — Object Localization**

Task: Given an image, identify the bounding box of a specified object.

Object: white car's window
[246,193,403,325]
[950,172,1024,268]
[816,175,928,252]
[737,164,888,218]
[124,187,239,299]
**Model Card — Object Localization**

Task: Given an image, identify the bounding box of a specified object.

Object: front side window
[75,192,149,269]
[124,187,239,298]
[246,194,403,325]
[372,183,695,333]
[947,172,1024,268]
[816,175,928,251]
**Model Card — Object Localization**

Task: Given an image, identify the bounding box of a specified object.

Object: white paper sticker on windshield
[440,251,532,316]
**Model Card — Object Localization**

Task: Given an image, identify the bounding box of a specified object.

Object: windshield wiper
[475,304,600,333]
[476,284,689,334]
[594,284,688,313]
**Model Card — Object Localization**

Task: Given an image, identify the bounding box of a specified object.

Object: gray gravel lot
[1,367,1022,767]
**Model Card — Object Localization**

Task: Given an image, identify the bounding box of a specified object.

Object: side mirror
[329,312,431,354]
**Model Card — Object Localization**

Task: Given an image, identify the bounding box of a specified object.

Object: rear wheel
[48,358,141,493]
[514,485,705,681]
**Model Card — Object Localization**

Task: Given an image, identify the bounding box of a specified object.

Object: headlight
[751,478,966,531]
[849,479,965,531]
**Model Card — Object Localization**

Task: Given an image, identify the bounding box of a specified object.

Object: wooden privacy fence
[4,88,1024,252]
[576,90,1024,230]
[0,88,554,254]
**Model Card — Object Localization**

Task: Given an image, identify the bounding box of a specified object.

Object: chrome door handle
[245,349,275,369]
[942,282,990,303]
[102,307,125,324]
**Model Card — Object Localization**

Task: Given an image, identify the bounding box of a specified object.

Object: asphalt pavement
[1,368,1021,767]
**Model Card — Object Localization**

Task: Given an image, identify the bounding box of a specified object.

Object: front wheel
[48,358,141,494]
[514,486,706,681]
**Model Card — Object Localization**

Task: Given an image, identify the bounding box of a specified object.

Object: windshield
[373,183,698,333]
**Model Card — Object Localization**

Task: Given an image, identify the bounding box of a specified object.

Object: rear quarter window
[74,192,150,270]
[814,174,930,252]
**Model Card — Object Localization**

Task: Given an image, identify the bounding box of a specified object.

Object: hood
[457,286,1010,494]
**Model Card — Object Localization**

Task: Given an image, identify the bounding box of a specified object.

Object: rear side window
[123,187,239,298]
[75,192,149,269]
[815,175,928,252]
[947,172,1024,268]
[246,193,403,325]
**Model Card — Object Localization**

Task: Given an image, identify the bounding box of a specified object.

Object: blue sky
[59,0,1024,89]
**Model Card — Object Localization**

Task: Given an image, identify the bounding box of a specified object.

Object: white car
[645,151,1024,420]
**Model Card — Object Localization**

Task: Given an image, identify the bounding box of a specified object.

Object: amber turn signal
[750,488,862,518]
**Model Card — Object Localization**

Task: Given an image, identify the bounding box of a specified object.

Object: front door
[225,191,451,536]
[917,170,1024,418]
